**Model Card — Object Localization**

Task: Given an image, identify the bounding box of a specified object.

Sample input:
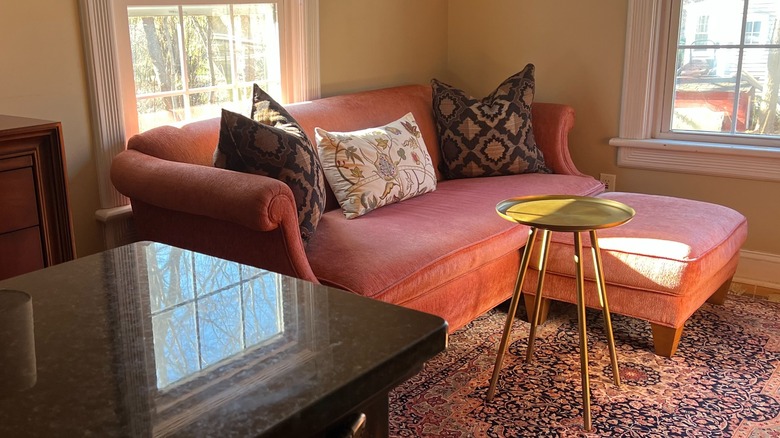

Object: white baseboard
[734,250,780,289]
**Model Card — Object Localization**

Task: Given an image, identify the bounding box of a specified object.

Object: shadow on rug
[389,294,780,437]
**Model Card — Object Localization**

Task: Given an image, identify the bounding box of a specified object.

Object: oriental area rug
[389,293,780,437]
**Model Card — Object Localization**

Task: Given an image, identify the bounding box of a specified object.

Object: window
[664,1,779,139]
[612,0,780,182]
[125,4,282,132]
[115,0,318,134]
[80,0,318,242]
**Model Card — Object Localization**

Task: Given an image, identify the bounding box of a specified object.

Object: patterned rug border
[390,294,780,437]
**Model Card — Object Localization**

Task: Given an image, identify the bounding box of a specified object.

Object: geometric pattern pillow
[213,85,326,242]
[315,112,437,219]
[431,63,551,179]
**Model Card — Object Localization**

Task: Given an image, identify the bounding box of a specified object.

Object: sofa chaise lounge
[111,84,747,357]
[111,84,603,332]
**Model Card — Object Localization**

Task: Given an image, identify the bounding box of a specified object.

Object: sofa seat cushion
[304,173,603,305]
[528,192,748,297]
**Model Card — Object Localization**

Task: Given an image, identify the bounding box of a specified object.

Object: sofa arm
[111,150,317,281]
[532,102,586,176]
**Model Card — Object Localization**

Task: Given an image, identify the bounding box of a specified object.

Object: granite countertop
[0,242,447,437]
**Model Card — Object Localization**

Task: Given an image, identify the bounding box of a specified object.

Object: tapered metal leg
[526,229,552,363]
[590,230,621,386]
[487,228,539,401]
[574,232,592,431]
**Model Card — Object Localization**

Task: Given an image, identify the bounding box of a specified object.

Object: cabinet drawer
[0,226,45,280]
[0,167,40,234]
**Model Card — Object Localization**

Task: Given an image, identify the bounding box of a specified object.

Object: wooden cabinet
[0,115,75,280]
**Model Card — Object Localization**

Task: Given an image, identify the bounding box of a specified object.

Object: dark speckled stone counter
[0,242,447,437]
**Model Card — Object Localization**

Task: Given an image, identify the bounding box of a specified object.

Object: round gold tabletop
[496,195,635,232]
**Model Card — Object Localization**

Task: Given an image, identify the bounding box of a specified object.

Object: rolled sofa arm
[111,150,318,282]
[532,102,586,176]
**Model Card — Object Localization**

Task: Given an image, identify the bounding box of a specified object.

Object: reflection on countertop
[124,243,330,436]
[0,289,37,395]
[0,242,446,437]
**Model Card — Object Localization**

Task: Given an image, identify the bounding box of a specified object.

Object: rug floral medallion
[389,294,780,437]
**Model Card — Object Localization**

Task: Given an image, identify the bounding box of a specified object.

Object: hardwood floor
[731,281,780,302]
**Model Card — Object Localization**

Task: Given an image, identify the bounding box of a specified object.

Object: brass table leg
[526,229,552,363]
[487,228,539,401]
[488,228,622,431]
[590,230,621,386]
[574,232,592,431]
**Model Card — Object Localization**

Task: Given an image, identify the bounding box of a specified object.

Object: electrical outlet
[599,173,616,192]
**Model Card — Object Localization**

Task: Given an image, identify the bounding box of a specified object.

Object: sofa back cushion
[286,85,440,212]
[127,84,441,214]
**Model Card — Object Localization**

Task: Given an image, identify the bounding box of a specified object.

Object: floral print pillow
[315,113,437,219]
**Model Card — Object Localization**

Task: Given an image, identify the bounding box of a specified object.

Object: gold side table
[486,195,635,431]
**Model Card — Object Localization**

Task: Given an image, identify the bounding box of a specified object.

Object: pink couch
[111,85,604,332]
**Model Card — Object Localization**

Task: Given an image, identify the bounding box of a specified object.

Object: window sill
[609,138,780,182]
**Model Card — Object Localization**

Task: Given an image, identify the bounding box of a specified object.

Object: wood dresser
[0,115,75,280]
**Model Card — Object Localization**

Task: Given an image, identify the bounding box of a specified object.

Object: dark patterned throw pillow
[431,64,551,179]
[213,85,326,243]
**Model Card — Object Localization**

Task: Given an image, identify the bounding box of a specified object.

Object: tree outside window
[127,4,281,132]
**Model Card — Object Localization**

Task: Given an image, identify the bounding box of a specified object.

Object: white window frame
[80,0,319,246]
[114,0,317,136]
[610,0,780,183]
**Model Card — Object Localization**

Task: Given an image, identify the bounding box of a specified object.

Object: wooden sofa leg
[650,323,684,357]
[706,276,732,305]
[522,294,551,324]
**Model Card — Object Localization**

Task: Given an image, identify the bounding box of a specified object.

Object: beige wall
[447,0,779,255]
[446,0,625,198]
[0,0,103,257]
[0,0,448,259]
[1,0,776,262]
[319,0,449,96]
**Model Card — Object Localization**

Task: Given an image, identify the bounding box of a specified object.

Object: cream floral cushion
[315,113,437,219]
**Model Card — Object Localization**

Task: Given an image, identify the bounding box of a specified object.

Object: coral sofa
[111,84,603,332]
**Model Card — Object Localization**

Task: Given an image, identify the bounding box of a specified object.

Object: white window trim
[611,0,780,183]
[79,0,319,246]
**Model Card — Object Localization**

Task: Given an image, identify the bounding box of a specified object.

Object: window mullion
[108,0,318,133]
[239,263,246,349]
[177,5,191,121]
[731,52,746,136]
[658,0,680,137]
[730,0,753,135]
[228,4,240,103]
